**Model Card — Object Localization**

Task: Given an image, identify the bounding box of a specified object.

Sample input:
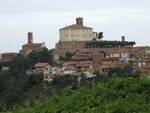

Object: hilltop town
[1,17,150,113]
[0,17,150,82]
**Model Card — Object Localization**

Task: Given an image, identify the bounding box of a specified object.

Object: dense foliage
[28,48,53,66]
[59,52,73,61]
[9,48,53,72]
[108,65,141,77]
[0,70,45,111]
[86,41,136,48]
[2,77,150,113]
[0,48,54,111]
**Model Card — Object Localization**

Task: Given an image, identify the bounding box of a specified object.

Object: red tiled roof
[1,52,18,62]
[1,52,17,56]
[75,49,90,53]
[34,63,50,68]
[71,49,92,61]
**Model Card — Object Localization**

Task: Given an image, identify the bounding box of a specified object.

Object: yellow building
[59,17,97,42]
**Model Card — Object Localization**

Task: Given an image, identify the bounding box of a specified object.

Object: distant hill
[3,77,150,113]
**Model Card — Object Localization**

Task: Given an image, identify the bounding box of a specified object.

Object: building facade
[0,52,18,62]
[59,17,97,42]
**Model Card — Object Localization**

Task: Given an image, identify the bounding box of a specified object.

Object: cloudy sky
[0,0,150,53]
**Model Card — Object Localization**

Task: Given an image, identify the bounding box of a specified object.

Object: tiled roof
[1,52,18,62]
[22,43,44,48]
[60,24,92,30]
[76,49,90,53]
[34,63,50,68]
[1,52,17,56]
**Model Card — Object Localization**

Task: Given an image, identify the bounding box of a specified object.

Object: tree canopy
[3,77,150,113]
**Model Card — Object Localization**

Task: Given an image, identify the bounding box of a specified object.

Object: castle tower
[76,17,83,26]
[28,32,33,44]
[121,36,125,42]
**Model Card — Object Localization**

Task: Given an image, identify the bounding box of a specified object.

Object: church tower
[76,17,83,26]
[28,32,33,44]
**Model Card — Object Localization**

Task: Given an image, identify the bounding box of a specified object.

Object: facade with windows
[59,17,97,42]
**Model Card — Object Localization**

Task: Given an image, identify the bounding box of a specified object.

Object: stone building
[64,49,95,73]
[20,32,46,56]
[53,17,150,75]
[0,52,18,62]
[33,63,53,82]
[59,17,97,42]
[34,63,51,73]
[54,18,135,60]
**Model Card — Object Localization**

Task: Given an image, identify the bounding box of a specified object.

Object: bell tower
[28,32,33,44]
[76,17,83,26]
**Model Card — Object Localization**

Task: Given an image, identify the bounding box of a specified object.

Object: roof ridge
[60,24,93,30]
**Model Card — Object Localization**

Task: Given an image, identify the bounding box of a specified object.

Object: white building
[33,63,52,82]
[109,52,130,62]
[59,17,97,42]
[120,53,130,62]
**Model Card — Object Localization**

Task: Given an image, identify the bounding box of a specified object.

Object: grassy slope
[3,77,150,113]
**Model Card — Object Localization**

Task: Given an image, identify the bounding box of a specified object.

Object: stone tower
[76,17,83,26]
[122,36,125,42]
[28,32,33,44]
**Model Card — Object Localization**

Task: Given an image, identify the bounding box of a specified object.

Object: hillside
[3,77,150,113]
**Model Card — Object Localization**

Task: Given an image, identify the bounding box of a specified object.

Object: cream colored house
[33,63,53,82]
[34,63,51,74]
[59,17,97,42]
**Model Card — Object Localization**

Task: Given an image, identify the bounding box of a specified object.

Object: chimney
[76,17,83,26]
[121,36,125,42]
[28,32,33,44]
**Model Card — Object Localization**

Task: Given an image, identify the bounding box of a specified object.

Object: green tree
[0,63,2,71]
[10,54,30,72]
[28,74,43,86]
[65,52,72,61]
[98,32,103,40]
[59,52,73,61]
[28,48,53,66]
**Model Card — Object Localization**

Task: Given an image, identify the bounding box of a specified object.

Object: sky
[0,0,150,53]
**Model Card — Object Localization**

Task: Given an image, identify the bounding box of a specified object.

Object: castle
[1,17,150,80]
[59,17,97,42]
[53,17,150,75]
[54,17,135,60]
[12,17,150,77]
